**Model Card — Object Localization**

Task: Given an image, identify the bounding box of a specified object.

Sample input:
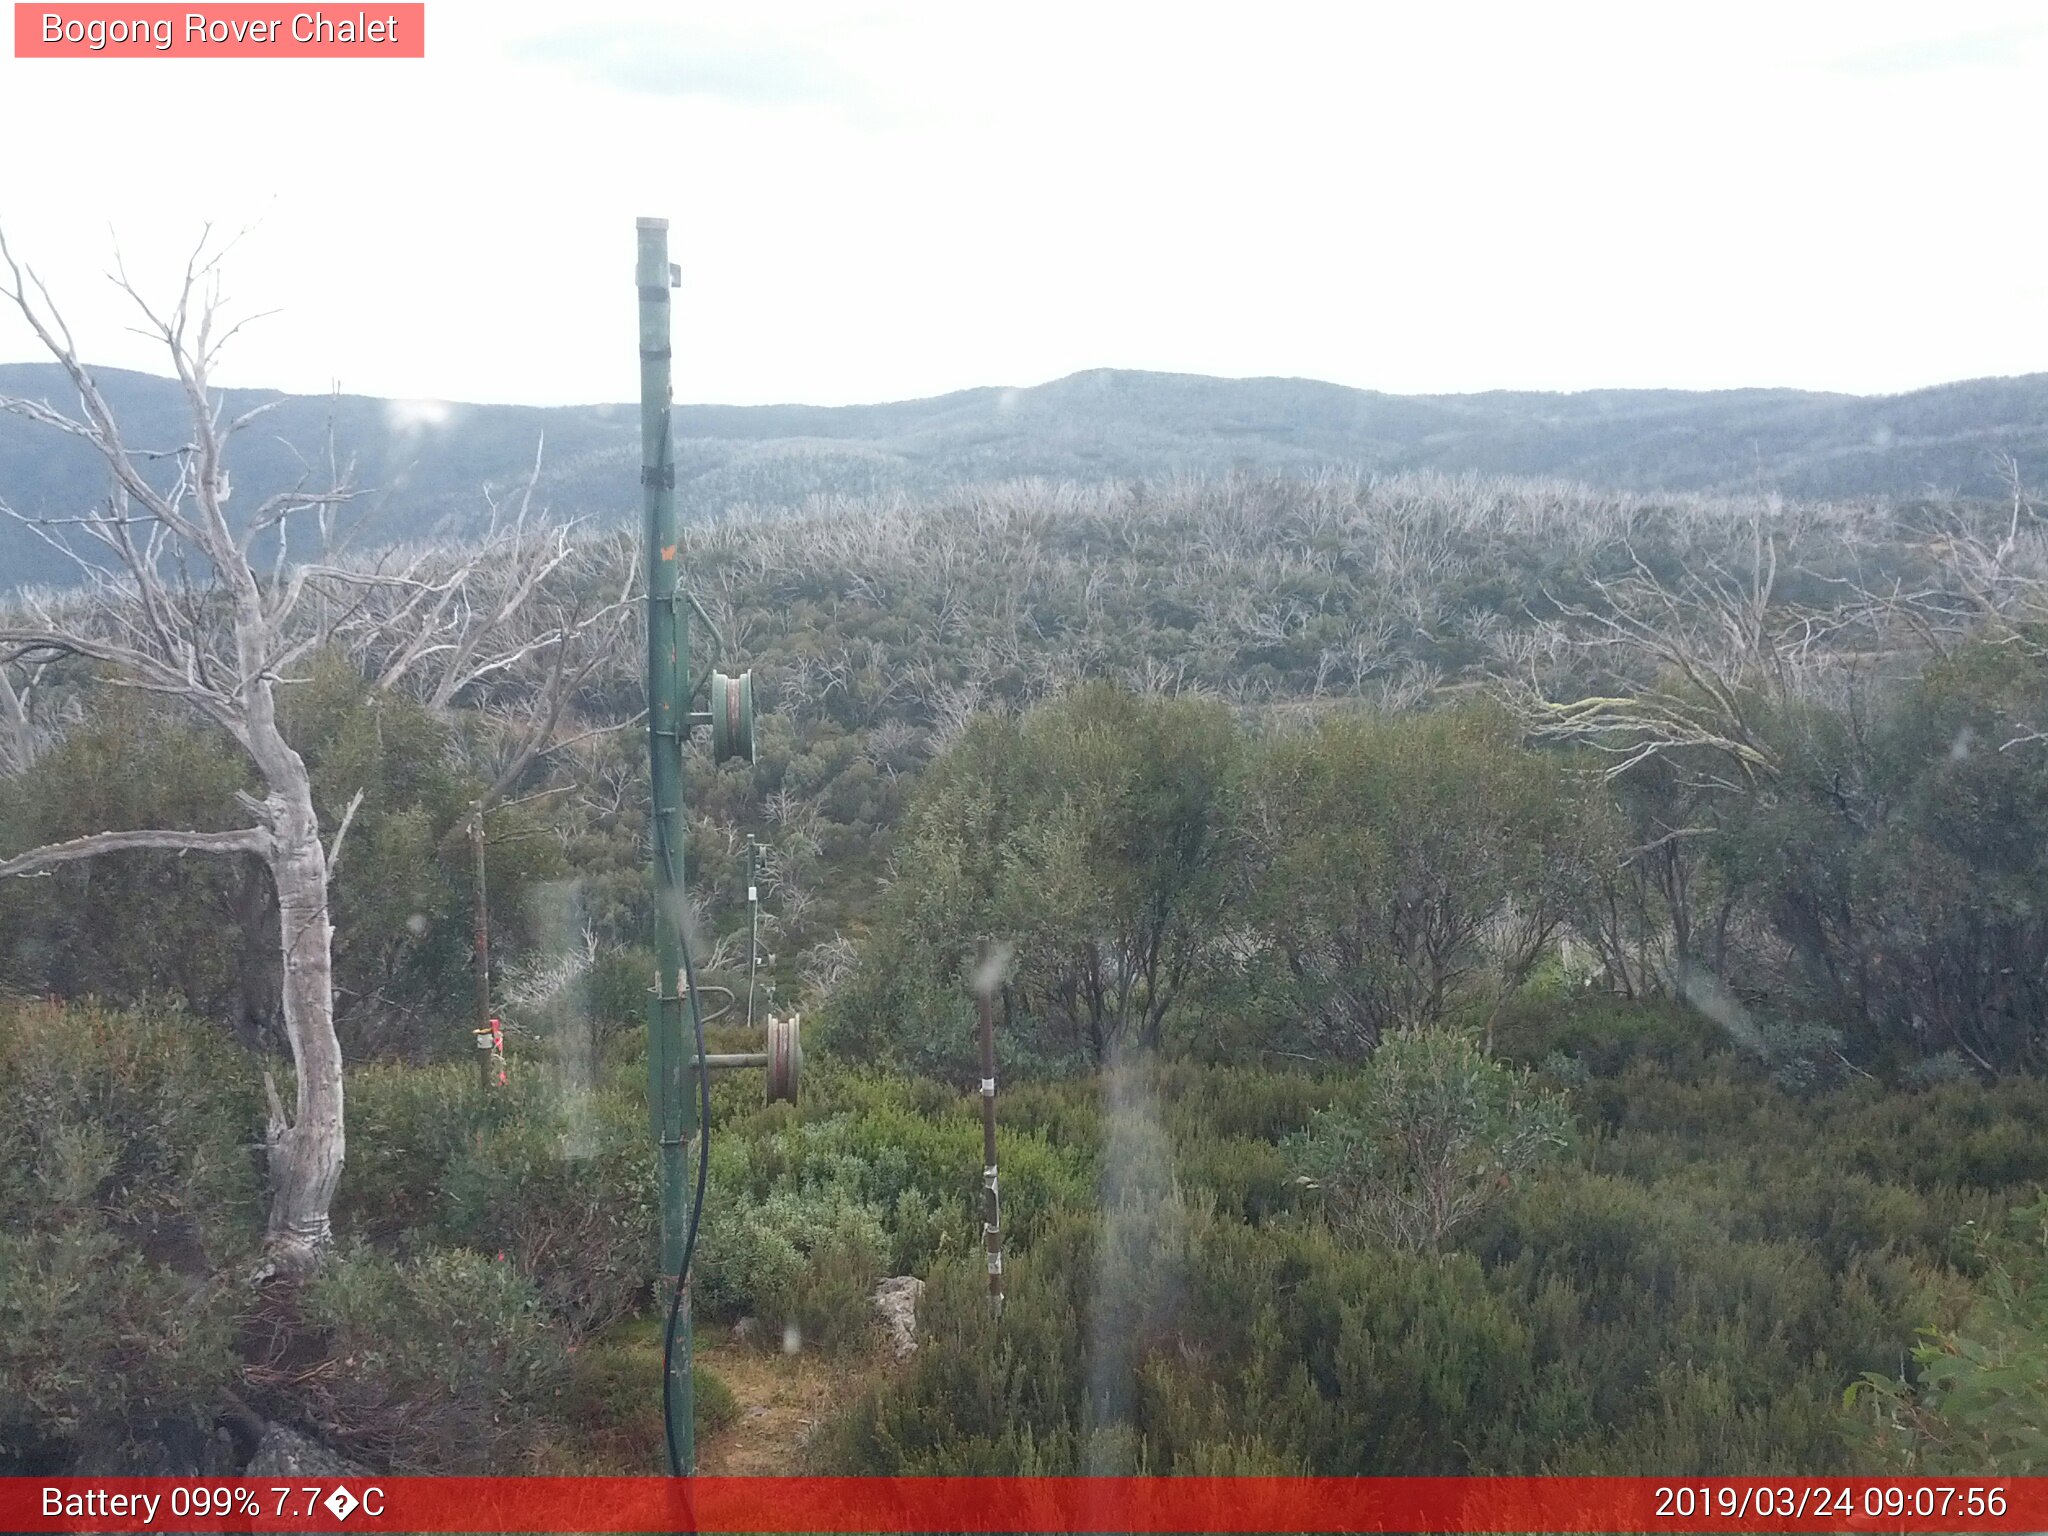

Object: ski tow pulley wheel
[765,1012,801,1104]
[710,670,756,765]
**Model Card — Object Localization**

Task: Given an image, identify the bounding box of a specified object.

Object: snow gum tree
[0,230,627,1272]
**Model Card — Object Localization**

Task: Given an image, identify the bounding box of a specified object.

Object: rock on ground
[873,1275,924,1361]
[244,1422,372,1479]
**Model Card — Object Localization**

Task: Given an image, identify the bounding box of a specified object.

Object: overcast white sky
[1,2,2043,407]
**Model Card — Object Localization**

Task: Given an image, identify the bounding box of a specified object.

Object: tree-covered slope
[5,362,2046,591]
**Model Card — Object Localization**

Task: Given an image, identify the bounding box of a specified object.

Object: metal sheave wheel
[710,670,756,764]
[765,1013,801,1105]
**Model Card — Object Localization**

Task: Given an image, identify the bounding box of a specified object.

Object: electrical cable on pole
[638,215,703,1477]
[636,216,780,1479]
[659,821,712,1481]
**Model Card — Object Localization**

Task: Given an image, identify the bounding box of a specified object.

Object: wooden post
[976,938,1004,1315]
[471,803,493,1093]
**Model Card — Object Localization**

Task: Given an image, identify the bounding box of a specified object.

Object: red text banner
[0,1476,2038,1533]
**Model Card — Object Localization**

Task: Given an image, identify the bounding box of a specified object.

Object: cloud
[508,27,853,105]
[1827,26,2041,75]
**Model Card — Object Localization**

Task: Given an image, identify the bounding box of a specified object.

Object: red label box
[13,3,425,57]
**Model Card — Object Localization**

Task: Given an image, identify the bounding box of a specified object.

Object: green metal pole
[638,215,696,1475]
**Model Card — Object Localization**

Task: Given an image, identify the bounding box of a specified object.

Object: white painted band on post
[980,1077,996,1095]
[748,886,757,902]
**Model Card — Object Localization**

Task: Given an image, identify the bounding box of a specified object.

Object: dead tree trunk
[251,772,340,1262]
[0,228,630,1271]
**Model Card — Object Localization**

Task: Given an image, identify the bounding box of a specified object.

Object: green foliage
[1722,640,2048,1074]
[829,1187,1539,1475]
[695,1182,888,1351]
[837,689,1610,1078]
[283,656,566,1060]
[693,1362,740,1433]
[827,683,1240,1073]
[822,1006,2021,1477]
[0,1000,259,1472]
[1245,702,1607,1055]
[0,1228,242,1473]
[0,999,264,1261]
[0,654,566,1062]
[1493,992,1731,1083]
[8,465,2048,1481]
[297,1246,573,1473]
[336,1062,656,1335]
[555,1327,736,1468]
[1291,1028,1575,1251]
[697,1080,1090,1348]
[1850,1196,2048,1472]
[0,697,252,1021]
[7,989,2041,1480]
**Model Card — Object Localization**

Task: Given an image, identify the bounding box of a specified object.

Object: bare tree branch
[0,825,268,878]
[324,787,366,875]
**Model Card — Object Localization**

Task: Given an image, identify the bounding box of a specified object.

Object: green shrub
[813,1035,2016,1478]
[332,1061,498,1242]
[296,1246,573,1472]
[1821,1076,2048,1193]
[1470,1165,1959,1471]
[558,1330,737,1470]
[1492,993,1730,1082]
[0,702,251,1024]
[0,1228,240,1473]
[338,1062,657,1335]
[694,1363,739,1433]
[1290,1028,1573,1251]
[0,998,263,1262]
[0,1000,257,1473]
[439,1086,657,1335]
[1850,1196,2048,1473]
[827,1192,1537,1476]
[1155,1060,1349,1143]
[694,1182,887,1352]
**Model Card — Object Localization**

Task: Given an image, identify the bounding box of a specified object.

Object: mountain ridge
[3,362,2044,590]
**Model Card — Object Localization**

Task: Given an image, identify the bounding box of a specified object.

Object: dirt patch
[694,1334,886,1475]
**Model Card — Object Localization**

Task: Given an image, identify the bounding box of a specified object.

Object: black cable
[658,834,713,1477]
[651,399,714,1478]
[692,984,737,1027]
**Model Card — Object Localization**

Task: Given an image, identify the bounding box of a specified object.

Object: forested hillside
[7,459,2048,1477]
[5,360,2047,591]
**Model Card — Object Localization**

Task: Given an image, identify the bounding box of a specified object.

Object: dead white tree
[1843,456,2047,666]
[0,229,625,1273]
[0,650,77,772]
[1514,516,1797,788]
